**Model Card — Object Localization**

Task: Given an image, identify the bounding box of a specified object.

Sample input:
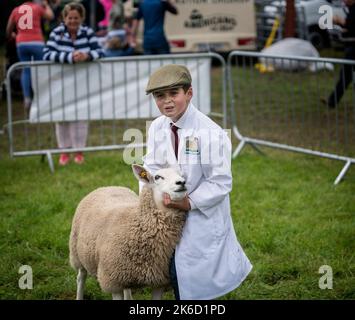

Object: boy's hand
[163,193,191,211]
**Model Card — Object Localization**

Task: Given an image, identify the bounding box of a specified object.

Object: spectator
[98,0,113,30]
[324,0,355,108]
[104,2,135,58]
[109,0,125,31]
[6,0,54,110]
[81,0,105,31]
[46,0,63,33]
[131,0,178,55]
[43,1,104,166]
[104,26,135,57]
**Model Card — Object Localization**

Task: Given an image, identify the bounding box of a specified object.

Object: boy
[142,64,252,300]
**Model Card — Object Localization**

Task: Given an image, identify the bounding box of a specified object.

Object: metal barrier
[227,51,355,184]
[6,53,226,172]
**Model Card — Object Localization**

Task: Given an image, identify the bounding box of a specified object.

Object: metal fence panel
[5,53,226,171]
[227,50,355,184]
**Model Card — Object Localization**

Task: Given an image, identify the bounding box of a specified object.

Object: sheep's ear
[132,164,152,184]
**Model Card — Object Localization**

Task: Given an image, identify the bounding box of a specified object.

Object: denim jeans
[104,47,135,57]
[16,42,44,99]
[143,42,171,55]
[169,250,180,300]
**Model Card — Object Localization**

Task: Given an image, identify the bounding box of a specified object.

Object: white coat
[142,103,252,300]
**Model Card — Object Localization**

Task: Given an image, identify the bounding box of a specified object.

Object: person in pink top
[98,0,113,30]
[6,0,54,110]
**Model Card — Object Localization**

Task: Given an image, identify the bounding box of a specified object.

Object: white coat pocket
[179,210,220,261]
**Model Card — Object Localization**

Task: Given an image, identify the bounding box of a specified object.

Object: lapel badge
[185,136,200,155]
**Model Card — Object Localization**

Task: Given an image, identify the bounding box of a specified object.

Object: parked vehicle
[257,0,346,49]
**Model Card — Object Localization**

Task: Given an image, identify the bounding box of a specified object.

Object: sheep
[69,164,187,300]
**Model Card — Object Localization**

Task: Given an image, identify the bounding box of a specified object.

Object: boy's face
[153,86,193,122]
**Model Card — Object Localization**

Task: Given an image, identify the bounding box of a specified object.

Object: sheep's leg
[112,291,123,300]
[124,289,133,300]
[152,287,164,300]
[76,268,87,300]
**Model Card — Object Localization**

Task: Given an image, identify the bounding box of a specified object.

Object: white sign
[30,58,211,123]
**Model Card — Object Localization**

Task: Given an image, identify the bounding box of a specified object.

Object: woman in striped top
[43,2,104,166]
[43,2,104,64]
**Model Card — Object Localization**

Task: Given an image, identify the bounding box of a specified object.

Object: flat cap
[146,64,192,95]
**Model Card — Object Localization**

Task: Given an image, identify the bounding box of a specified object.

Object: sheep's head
[132,164,187,202]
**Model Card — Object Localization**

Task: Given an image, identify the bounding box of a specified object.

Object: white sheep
[69,164,187,300]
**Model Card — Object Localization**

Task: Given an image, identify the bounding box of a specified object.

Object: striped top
[43,23,104,64]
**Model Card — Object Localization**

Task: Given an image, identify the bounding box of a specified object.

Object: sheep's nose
[176,180,185,186]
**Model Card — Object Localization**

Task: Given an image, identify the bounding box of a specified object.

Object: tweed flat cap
[146,64,192,95]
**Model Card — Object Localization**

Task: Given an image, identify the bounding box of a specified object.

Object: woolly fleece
[69,185,186,294]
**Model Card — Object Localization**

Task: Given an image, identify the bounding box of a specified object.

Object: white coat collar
[161,103,196,165]
[169,103,195,129]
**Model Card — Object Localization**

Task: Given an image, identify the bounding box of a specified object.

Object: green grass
[0,48,354,299]
[0,148,354,300]
[229,62,355,157]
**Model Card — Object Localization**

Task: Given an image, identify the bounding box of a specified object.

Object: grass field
[0,147,354,300]
[0,48,354,300]
[228,57,355,158]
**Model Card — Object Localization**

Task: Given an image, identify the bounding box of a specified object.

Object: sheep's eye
[155,175,164,180]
